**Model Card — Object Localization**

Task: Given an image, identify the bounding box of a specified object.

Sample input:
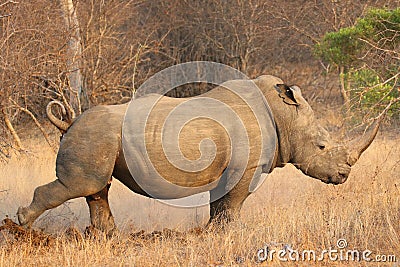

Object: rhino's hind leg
[85,180,116,236]
[17,178,107,228]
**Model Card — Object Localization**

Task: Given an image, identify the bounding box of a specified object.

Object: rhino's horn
[348,111,386,165]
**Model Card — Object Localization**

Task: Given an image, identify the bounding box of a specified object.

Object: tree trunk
[339,66,350,111]
[1,109,23,150]
[60,0,83,115]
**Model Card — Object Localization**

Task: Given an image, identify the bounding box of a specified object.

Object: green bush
[314,27,362,68]
[314,7,400,120]
[348,69,399,117]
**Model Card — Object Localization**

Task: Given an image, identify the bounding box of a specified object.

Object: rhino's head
[255,75,382,185]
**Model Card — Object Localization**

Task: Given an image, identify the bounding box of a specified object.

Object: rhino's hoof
[106,227,119,238]
[17,207,29,226]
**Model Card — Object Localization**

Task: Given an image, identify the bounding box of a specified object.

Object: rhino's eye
[318,145,326,150]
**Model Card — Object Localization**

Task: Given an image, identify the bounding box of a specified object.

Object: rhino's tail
[46,100,72,132]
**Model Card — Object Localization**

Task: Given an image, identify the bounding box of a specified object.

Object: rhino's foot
[17,206,34,227]
[85,183,116,238]
[84,225,118,239]
[88,216,117,238]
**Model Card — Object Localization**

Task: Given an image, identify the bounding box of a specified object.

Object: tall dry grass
[0,132,399,266]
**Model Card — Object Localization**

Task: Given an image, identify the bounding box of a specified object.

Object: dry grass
[0,132,399,266]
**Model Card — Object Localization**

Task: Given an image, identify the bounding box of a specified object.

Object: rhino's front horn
[348,113,385,165]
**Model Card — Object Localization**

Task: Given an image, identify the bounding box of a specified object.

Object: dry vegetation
[0,131,399,266]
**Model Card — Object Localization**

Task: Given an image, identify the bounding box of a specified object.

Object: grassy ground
[0,131,399,266]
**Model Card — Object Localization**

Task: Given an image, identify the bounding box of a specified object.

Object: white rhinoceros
[17,75,382,234]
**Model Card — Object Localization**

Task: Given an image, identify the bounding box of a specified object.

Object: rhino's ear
[274,84,304,106]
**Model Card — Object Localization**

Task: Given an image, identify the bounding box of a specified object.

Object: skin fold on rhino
[18,75,383,234]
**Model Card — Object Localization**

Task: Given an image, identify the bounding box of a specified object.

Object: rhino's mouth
[325,163,351,184]
[326,172,349,185]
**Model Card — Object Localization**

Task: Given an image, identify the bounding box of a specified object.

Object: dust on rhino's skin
[18,75,383,234]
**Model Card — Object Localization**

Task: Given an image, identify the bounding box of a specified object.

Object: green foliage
[357,7,400,43]
[315,7,400,69]
[348,69,399,116]
[314,27,362,67]
[314,7,400,118]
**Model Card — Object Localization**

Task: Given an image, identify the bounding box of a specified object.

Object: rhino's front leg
[209,191,250,225]
[209,194,233,223]
[208,170,251,225]
[85,180,116,236]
